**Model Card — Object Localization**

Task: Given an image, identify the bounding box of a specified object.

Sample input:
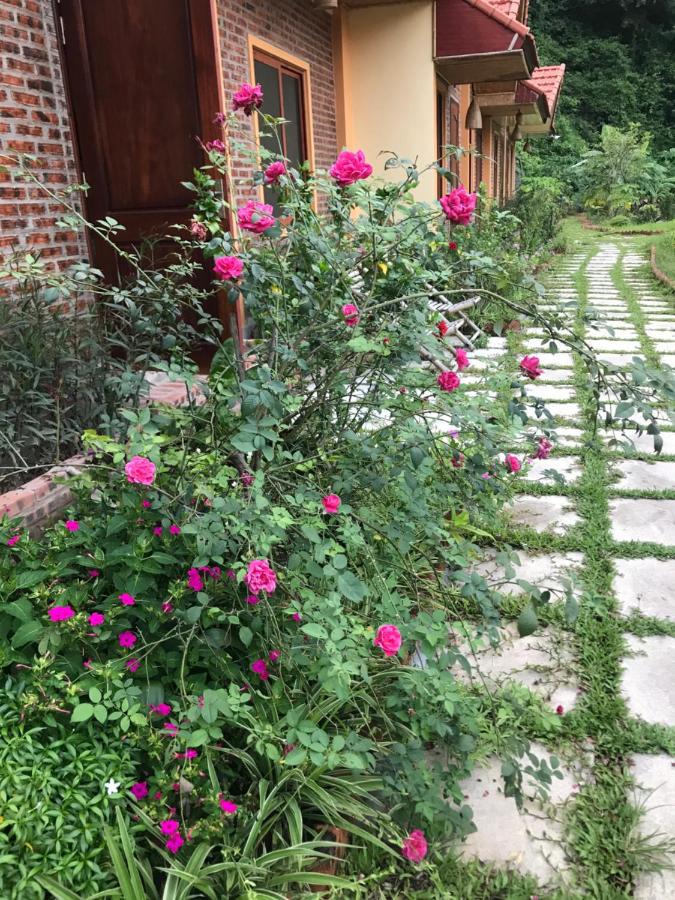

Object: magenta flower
[205,139,226,152]
[88,611,105,626]
[118,630,137,649]
[166,832,184,854]
[88,569,100,578]
[329,149,373,186]
[373,624,402,657]
[153,526,163,537]
[125,455,156,485]
[533,436,553,460]
[126,658,140,672]
[505,454,522,474]
[219,797,238,814]
[437,370,460,392]
[322,493,341,515]
[187,568,204,592]
[161,601,173,614]
[190,219,207,240]
[142,499,152,509]
[341,303,360,327]
[175,749,198,760]
[130,781,148,800]
[232,82,264,115]
[251,658,270,681]
[6,534,20,547]
[451,452,465,469]
[169,525,181,535]
[402,829,428,863]
[439,186,477,225]
[520,355,543,380]
[150,703,172,716]
[240,471,254,487]
[163,722,179,735]
[83,658,92,669]
[269,650,281,663]
[292,612,302,622]
[48,605,75,622]
[237,199,276,234]
[65,519,80,532]
[245,559,277,594]
[245,594,260,605]
[213,255,244,281]
[161,818,180,836]
[455,348,470,370]
[264,160,286,184]
[119,593,136,607]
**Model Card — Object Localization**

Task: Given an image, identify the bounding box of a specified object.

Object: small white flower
[105,778,121,796]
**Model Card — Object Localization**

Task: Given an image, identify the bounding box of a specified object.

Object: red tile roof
[461,0,531,37]
[487,0,522,20]
[523,64,566,119]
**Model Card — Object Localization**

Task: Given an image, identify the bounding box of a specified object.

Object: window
[471,129,483,191]
[436,87,446,198]
[253,47,309,207]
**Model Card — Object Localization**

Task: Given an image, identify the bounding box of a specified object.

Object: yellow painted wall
[340,1,437,203]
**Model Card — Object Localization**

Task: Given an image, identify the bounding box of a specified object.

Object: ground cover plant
[2,91,674,898]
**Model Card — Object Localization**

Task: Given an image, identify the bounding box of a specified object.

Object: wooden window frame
[247,37,315,183]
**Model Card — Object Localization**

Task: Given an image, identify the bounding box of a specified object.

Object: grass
[653,231,675,285]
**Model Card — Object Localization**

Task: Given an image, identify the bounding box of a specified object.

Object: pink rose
[119,593,136,607]
[245,594,260,605]
[437,370,460,392]
[251,658,270,680]
[533,436,553,460]
[190,219,207,240]
[213,255,244,281]
[402,829,428,863]
[455,348,470,370]
[232,82,264,115]
[126,658,140,672]
[160,819,180,836]
[205,139,225,152]
[130,781,148,800]
[187,568,204,592]
[65,519,80,532]
[269,650,281,662]
[119,630,137,649]
[6,534,20,547]
[520,356,542,380]
[264,160,286,184]
[505,454,522,474]
[219,797,238,814]
[125,456,156,485]
[48,605,75,622]
[237,199,275,234]
[329,149,373,187]
[374,624,402,657]
[341,303,360,327]
[322,493,341,515]
[150,703,172,716]
[169,525,181,535]
[245,559,277,594]
[166,833,184,854]
[88,612,105,626]
[451,452,465,469]
[439,186,477,225]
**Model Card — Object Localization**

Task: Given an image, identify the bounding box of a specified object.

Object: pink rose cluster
[237,200,276,234]
[245,558,277,595]
[520,355,543,380]
[402,828,428,863]
[329,149,373,187]
[455,347,470,370]
[251,648,280,681]
[125,455,156,485]
[213,255,244,281]
[187,565,222,593]
[232,82,264,115]
[342,303,360,327]
[533,436,553,460]
[264,160,286,184]
[439,186,477,225]
[161,818,184,854]
[373,624,402,658]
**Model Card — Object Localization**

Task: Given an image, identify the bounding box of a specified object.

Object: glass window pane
[254,59,282,158]
[282,72,304,166]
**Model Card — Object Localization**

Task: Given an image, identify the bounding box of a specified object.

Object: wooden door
[56,0,231,346]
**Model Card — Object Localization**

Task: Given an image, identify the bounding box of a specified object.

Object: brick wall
[215,0,338,206]
[0,0,88,268]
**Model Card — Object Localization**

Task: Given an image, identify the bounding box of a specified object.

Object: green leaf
[239,626,253,646]
[517,603,539,637]
[300,623,327,640]
[93,704,108,724]
[283,748,307,766]
[188,729,210,747]
[337,570,367,602]
[89,686,102,703]
[12,619,42,648]
[71,703,95,723]
[409,446,425,469]
[14,569,49,590]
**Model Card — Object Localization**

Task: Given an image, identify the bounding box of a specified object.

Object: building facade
[0,0,564,274]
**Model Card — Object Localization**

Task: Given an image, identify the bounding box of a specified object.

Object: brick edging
[0,380,205,534]
[651,244,675,292]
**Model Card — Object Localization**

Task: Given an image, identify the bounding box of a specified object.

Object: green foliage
[511,175,568,252]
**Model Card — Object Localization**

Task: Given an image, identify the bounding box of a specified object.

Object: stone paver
[621,635,675,726]
[615,459,675,491]
[609,499,675,544]
[632,754,675,900]
[523,456,582,484]
[604,430,675,455]
[613,558,675,621]
[507,495,579,534]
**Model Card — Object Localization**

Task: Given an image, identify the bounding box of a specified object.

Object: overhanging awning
[519,65,566,134]
[435,0,538,84]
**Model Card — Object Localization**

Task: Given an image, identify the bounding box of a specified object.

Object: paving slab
[526,384,578,402]
[615,459,675,491]
[609,498,675,544]
[586,339,640,353]
[474,550,584,598]
[604,430,675,455]
[632,754,675,900]
[507,495,580,534]
[652,343,675,354]
[532,401,581,421]
[523,456,582,484]
[613,558,675,620]
[523,353,575,368]
[537,369,576,384]
[459,743,583,884]
[622,634,675,726]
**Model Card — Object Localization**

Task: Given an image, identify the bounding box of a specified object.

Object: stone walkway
[460,237,675,897]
